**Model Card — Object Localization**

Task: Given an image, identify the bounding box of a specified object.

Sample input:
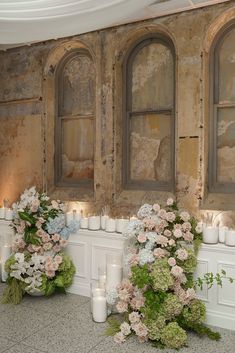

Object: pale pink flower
[168,239,176,246]
[143,217,156,230]
[180,211,190,222]
[129,311,141,324]
[54,255,63,264]
[60,239,68,248]
[168,257,176,267]
[176,248,188,261]
[35,221,42,229]
[164,229,172,237]
[166,212,176,222]
[118,279,134,293]
[30,199,40,213]
[158,209,167,219]
[52,233,60,242]
[195,223,203,233]
[52,262,59,271]
[18,239,26,249]
[36,229,45,238]
[43,242,53,251]
[137,233,147,243]
[153,203,161,212]
[158,219,168,230]
[120,322,131,336]
[138,335,148,343]
[116,301,128,313]
[38,217,45,224]
[32,244,41,252]
[171,265,184,278]
[173,229,183,238]
[42,233,50,243]
[114,332,126,344]
[153,248,166,258]
[156,235,168,247]
[130,296,145,310]
[167,198,174,206]
[174,223,182,230]
[46,270,56,278]
[183,231,194,242]
[53,244,62,253]
[27,244,35,253]
[118,288,131,302]
[182,222,192,231]
[129,254,139,266]
[51,200,59,209]
[132,322,148,338]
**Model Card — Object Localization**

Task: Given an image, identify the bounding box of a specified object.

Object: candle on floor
[5,209,13,221]
[0,207,5,219]
[106,254,123,290]
[116,218,129,234]
[101,215,109,230]
[105,218,116,232]
[203,226,219,244]
[98,266,106,289]
[88,216,101,230]
[92,296,107,322]
[1,245,11,282]
[80,217,88,229]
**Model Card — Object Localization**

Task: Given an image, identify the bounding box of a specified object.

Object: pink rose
[129,254,139,266]
[153,203,160,212]
[120,322,131,336]
[118,288,131,302]
[51,200,59,209]
[164,229,172,237]
[42,233,50,243]
[158,209,167,219]
[180,211,190,222]
[30,199,40,213]
[52,233,60,242]
[173,229,182,238]
[52,262,59,271]
[153,248,166,258]
[168,257,176,267]
[130,296,145,310]
[43,242,53,251]
[132,322,148,338]
[171,265,184,278]
[167,198,174,206]
[168,238,176,246]
[46,270,55,278]
[53,244,62,253]
[54,255,63,264]
[182,222,192,231]
[156,235,168,247]
[137,233,147,243]
[166,212,176,222]
[183,231,194,242]
[176,248,188,261]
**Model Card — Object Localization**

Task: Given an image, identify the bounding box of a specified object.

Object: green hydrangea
[145,315,166,341]
[161,322,187,349]
[150,258,174,292]
[181,249,197,274]
[182,299,206,326]
[161,293,183,320]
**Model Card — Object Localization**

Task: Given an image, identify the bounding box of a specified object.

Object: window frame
[209,20,235,193]
[122,34,176,191]
[54,49,95,188]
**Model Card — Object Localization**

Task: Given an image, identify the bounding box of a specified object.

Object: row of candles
[66,210,132,234]
[91,253,123,323]
[0,207,13,221]
[202,224,235,246]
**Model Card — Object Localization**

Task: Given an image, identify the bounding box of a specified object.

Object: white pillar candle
[225,230,235,247]
[5,209,13,221]
[203,226,219,244]
[88,216,100,230]
[92,296,107,322]
[116,219,129,234]
[92,288,106,297]
[74,210,81,223]
[106,263,123,290]
[80,217,88,229]
[105,218,116,232]
[66,211,73,226]
[98,274,107,289]
[0,207,5,219]
[219,226,228,243]
[1,245,11,282]
[101,215,109,230]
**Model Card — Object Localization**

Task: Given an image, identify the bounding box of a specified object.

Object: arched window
[209,21,235,193]
[123,35,175,190]
[55,49,95,188]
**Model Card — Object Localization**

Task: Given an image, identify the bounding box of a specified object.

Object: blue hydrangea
[146,232,157,242]
[139,248,155,265]
[60,220,80,239]
[137,204,153,219]
[46,214,65,234]
[145,241,155,251]
[106,288,118,305]
[124,220,144,238]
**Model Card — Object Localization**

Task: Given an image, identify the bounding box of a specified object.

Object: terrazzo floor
[0,282,234,353]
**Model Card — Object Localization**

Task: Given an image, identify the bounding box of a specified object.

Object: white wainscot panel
[217,261,235,308]
[91,243,123,280]
[195,259,209,302]
[66,241,88,279]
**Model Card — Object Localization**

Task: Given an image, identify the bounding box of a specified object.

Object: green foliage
[4,256,16,274]
[180,249,197,274]
[1,278,25,305]
[18,211,36,225]
[131,264,151,289]
[195,270,234,290]
[24,227,41,245]
[150,258,174,292]
[105,316,123,336]
[189,323,221,340]
[141,290,167,320]
[161,322,187,349]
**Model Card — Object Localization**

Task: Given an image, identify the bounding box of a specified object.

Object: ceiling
[0,0,231,49]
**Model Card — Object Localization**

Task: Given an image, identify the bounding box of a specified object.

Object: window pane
[218,28,235,104]
[61,118,94,182]
[217,107,235,182]
[129,114,172,182]
[59,55,95,116]
[131,43,174,111]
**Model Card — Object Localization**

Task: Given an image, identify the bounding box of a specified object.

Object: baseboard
[205,308,235,330]
[67,282,90,297]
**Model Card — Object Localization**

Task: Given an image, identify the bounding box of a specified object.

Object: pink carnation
[46,270,56,278]
[167,198,174,206]
[164,229,172,237]
[176,248,188,261]
[153,203,161,212]
[153,248,166,258]
[171,265,184,278]
[158,209,167,219]
[180,211,190,222]
[137,233,147,243]
[52,233,60,242]
[129,311,141,324]
[183,231,194,242]
[168,238,176,246]
[182,222,192,231]
[53,244,62,253]
[166,212,176,222]
[43,242,53,251]
[54,255,63,264]
[156,235,168,247]
[130,296,145,310]
[116,301,128,313]
[120,322,131,336]
[132,322,148,338]
[168,257,176,267]
[42,233,50,243]
[143,217,156,230]
[114,332,126,344]
[129,254,139,266]
[118,288,131,302]
[173,229,182,238]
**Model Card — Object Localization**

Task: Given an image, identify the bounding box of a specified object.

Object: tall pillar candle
[101,215,109,230]
[5,209,13,221]
[92,296,107,322]
[106,254,123,290]
[219,226,228,243]
[1,245,11,282]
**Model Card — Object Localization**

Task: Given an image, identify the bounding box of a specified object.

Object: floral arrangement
[106,199,233,349]
[2,186,78,304]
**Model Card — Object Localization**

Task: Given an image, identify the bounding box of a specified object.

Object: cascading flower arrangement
[106,199,233,349]
[2,186,78,304]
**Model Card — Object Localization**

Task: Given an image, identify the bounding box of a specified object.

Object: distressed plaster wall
[0,1,235,218]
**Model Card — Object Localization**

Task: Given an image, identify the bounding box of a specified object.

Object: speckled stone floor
[0,282,234,353]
